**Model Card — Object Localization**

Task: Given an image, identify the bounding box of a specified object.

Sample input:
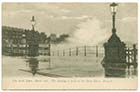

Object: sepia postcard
[2,2,138,90]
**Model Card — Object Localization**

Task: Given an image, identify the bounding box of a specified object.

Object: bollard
[96,46,98,57]
[69,48,71,56]
[84,46,86,56]
[76,47,78,56]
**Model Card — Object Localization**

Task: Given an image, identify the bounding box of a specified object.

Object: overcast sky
[2,3,137,45]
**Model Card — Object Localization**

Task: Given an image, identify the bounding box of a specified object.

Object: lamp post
[102,3,126,77]
[31,16,36,31]
[28,16,39,57]
[110,2,118,34]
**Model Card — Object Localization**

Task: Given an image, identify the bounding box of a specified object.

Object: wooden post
[63,50,65,56]
[48,41,51,56]
[127,48,130,64]
[84,46,86,56]
[69,48,71,56]
[76,47,78,56]
[48,58,51,69]
[133,44,137,63]
[17,43,20,55]
[57,50,59,56]
[133,44,137,68]
[25,42,28,56]
[11,43,13,56]
[96,46,98,57]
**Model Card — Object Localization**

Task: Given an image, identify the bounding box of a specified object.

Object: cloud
[51,15,92,20]
[63,16,138,47]
[61,15,88,20]
[67,18,110,46]
[117,17,138,43]
[2,3,71,18]
[121,17,137,22]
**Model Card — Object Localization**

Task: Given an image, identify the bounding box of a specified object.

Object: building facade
[2,26,50,56]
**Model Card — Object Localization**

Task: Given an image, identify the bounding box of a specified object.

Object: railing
[126,44,138,64]
[50,45,104,57]
[50,44,138,64]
